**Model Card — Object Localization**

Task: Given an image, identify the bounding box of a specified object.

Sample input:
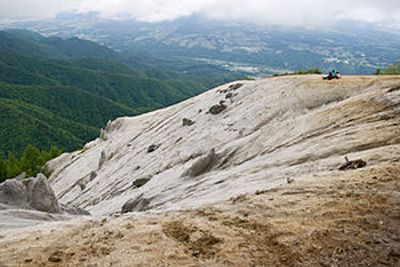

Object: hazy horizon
[0,0,399,29]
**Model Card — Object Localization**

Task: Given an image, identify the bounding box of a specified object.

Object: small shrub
[273,69,323,77]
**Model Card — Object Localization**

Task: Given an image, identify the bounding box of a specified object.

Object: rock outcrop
[1,76,400,266]
[0,174,60,213]
[182,118,195,126]
[208,102,227,114]
[121,194,151,213]
[0,179,29,209]
[44,76,400,217]
[181,149,217,177]
[22,174,61,213]
[0,174,89,216]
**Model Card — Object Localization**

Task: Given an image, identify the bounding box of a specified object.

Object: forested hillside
[382,62,400,75]
[0,30,241,160]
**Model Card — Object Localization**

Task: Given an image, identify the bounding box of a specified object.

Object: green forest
[0,144,62,182]
[0,30,241,166]
[381,62,400,75]
[0,29,243,181]
[375,62,400,75]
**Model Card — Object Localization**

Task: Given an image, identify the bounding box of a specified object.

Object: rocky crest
[0,75,399,266]
[44,75,400,216]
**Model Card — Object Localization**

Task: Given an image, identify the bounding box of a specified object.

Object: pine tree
[5,152,21,178]
[0,145,63,182]
[0,159,7,182]
[21,145,42,176]
[49,146,62,159]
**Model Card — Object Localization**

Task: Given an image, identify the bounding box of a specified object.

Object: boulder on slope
[0,179,29,209]
[121,194,151,213]
[0,174,90,215]
[182,149,217,177]
[22,174,61,213]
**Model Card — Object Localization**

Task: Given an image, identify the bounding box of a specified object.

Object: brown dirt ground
[0,163,399,267]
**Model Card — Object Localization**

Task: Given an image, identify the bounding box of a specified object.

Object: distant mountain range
[3,13,400,76]
[0,29,242,156]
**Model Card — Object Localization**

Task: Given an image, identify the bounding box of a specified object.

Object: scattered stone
[48,251,63,263]
[225,92,233,99]
[78,183,86,191]
[98,150,107,169]
[132,176,151,188]
[229,83,244,90]
[209,103,227,115]
[182,149,217,177]
[99,128,107,140]
[100,217,107,225]
[338,156,367,171]
[90,171,97,181]
[125,222,134,229]
[182,118,195,127]
[225,92,238,103]
[219,83,243,94]
[198,109,202,113]
[287,178,295,184]
[147,144,160,153]
[121,194,151,213]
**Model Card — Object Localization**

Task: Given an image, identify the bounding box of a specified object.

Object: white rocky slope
[1,75,400,266]
[47,75,400,217]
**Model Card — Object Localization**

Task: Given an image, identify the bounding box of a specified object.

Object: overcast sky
[0,0,399,28]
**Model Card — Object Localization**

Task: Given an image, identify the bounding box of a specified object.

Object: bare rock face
[60,204,91,216]
[132,176,151,188]
[209,103,227,115]
[218,83,244,93]
[147,144,160,153]
[0,174,90,215]
[182,149,217,177]
[121,194,151,213]
[182,118,195,126]
[21,174,61,213]
[45,76,400,217]
[98,150,107,169]
[0,179,29,209]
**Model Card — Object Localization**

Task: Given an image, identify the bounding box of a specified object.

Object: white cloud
[0,0,79,20]
[0,0,399,28]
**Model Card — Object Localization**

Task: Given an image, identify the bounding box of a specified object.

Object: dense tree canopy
[0,30,240,158]
[0,144,62,182]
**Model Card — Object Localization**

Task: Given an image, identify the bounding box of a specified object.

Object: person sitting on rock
[323,69,341,80]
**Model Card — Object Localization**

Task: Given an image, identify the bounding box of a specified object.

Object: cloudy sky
[0,0,399,28]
